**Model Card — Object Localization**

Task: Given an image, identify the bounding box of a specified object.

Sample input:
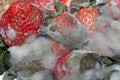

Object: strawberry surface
[54,12,78,36]
[52,53,72,80]
[0,1,43,46]
[76,7,100,33]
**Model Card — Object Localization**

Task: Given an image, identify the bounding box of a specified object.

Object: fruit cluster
[0,0,120,80]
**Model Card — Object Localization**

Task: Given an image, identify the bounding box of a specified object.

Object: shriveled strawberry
[107,0,120,20]
[49,40,71,58]
[54,12,78,36]
[52,53,72,80]
[0,1,43,46]
[76,7,100,33]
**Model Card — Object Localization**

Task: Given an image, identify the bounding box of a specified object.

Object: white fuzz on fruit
[108,64,120,80]
[110,72,120,80]
[8,37,56,80]
[87,16,120,56]
[7,28,16,40]
[31,72,45,80]
[41,53,56,70]
[8,45,30,64]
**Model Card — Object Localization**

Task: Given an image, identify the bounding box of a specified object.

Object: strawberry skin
[52,53,72,80]
[0,1,43,46]
[54,12,78,36]
[76,7,100,33]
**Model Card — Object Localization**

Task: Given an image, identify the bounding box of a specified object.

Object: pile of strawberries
[0,0,120,80]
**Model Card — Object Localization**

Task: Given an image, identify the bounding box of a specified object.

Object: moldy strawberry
[0,1,43,46]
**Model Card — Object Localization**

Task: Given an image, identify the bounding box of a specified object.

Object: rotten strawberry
[52,53,72,80]
[52,51,81,80]
[54,12,78,36]
[42,12,87,49]
[0,1,43,46]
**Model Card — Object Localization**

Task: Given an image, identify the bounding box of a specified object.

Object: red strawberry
[49,40,71,58]
[52,53,73,80]
[0,1,43,46]
[54,12,78,36]
[76,7,100,34]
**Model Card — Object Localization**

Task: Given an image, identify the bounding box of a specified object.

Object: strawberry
[49,40,71,58]
[54,12,78,36]
[76,7,100,33]
[0,1,43,46]
[52,51,81,80]
[43,12,87,49]
[52,53,72,80]
[107,0,120,20]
